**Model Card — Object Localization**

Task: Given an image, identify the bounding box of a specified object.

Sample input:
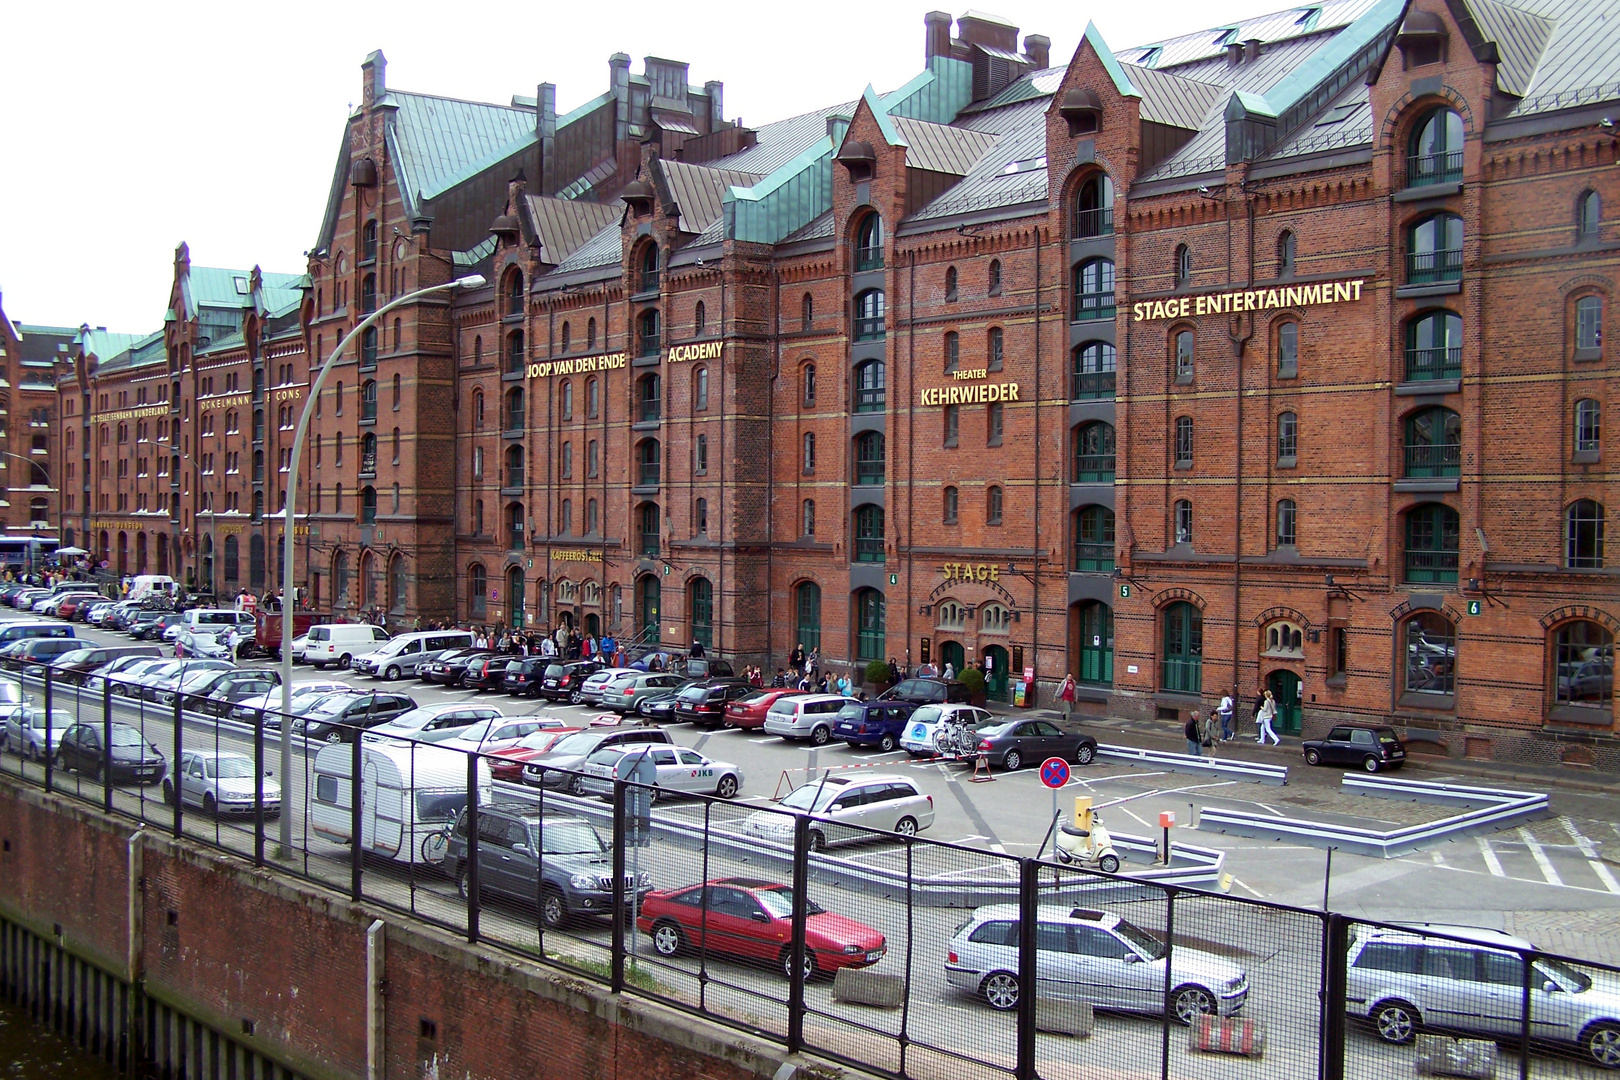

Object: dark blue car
[833,699,917,752]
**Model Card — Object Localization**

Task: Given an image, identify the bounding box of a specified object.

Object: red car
[485,728,579,781]
[723,689,811,730]
[637,877,886,979]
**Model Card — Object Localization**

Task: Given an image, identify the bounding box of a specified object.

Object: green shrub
[865,659,891,685]
[959,667,986,699]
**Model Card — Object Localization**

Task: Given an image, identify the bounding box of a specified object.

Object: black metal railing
[1070,370,1116,400]
[854,536,884,562]
[1071,542,1114,573]
[854,316,885,341]
[505,466,524,488]
[854,386,885,412]
[638,333,660,358]
[359,453,377,478]
[854,460,884,486]
[1404,442,1461,477]
[1072,455,1115,483]
[855,246,883,272]
[639,531,659,557]
[1405,547,1459,583]
[1406,248,1462,284]
[1404,346,1462,382]
[638,461,660,487]
[1071,207,1113,238]
[1407,150,1463,187]
[638,398,661,424]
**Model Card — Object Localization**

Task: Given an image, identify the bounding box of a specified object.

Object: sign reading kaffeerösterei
[1131,278,1366,322]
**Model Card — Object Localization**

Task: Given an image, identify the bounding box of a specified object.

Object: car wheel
[539,888,567,930]
[568,775,586,797]
[1362,756,1382,773]
[202,793,216,816]
[878,733,897,753]
[1003,749,1022,771]
[894,816,918,838]
[652,921,685,957]
[1098,853,1121,874]
[810,725,830,746]
[338,654,352,670]
[807,830,826,852]
[981,972,1019,1011]
[383,665,400,681]
[454,865,475,901]
[1170,985,1215,1026]
[161,779,174,805]
[93,763,106,785]
[527,686,541,699]
[716,775,739,800]
[1583,1022,1620,1068]
[312,662,326,670]
[1074,742,1096,765]
[325,732,343,745]
[780,947,818,982]
[570,691,583,705]
[1304,748,1322,766]
[1371,1000,1419,1045]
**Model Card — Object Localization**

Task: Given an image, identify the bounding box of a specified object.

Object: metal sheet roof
[1266,82,1374,159]
[1125,65,1229,130]
[892,117,999,175]
[1121,0,1380,68]
[1498,0,1620,114]
[384,90,537,203]
[552,220,626,274]
[657,159,764,234]
[187,267,304,315]
[652,107,703,135]
[709,100,856,175]
[905,108,1049,222]
[524,196,623,264]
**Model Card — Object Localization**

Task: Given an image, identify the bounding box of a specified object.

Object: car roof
[484,802,587,825]
[967,904,1122,927]
[1365,924,1534,950]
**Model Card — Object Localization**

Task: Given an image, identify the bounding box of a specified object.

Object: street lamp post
[277,273,486,855]
[0,452,52,575]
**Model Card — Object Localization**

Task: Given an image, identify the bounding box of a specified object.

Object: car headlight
[1226,977,1245,992]
[843,944,862,954]
[569,873,599,891]
[638,871,652,887]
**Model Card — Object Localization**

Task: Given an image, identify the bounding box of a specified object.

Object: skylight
[999,156,1047,177]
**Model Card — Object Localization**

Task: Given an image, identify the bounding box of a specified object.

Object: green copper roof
[863,85,905,146]
[1085,22,1142,99]
[723,134,833,244]
[883,56,975,124]
[1261,0,1401,120]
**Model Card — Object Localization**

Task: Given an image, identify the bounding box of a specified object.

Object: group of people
[452,623,622,664]
[777,642,864,697]
[1182,689,1283,756]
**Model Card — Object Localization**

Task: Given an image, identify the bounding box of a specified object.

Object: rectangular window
[1174,418,1193,466]
[987,403,1003,446]
[944,405,959,448]
[1575,400,1601,455]
[1175,331,1194,381]
[696,434,708,475]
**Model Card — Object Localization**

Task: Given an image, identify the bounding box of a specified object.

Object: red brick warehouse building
[57,1,1619,764]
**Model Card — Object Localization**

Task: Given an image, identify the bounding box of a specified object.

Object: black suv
[502,656,550,697]
[445,804,651,928]
[297,692,418,742]
[539,660,604,702]
[880,678,972,706]
[673,679,755,727]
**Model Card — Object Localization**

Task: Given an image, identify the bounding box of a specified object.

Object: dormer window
[1395,9,1447,69]
[1060,87,1102,137]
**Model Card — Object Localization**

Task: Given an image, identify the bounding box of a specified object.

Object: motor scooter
[1051,796,1121,874]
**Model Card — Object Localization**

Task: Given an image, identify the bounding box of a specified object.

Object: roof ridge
[384,88,536,113]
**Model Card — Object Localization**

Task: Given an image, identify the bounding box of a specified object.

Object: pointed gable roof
[654,159,765,235]
[523,195,623,265]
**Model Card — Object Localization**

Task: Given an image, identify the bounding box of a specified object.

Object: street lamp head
[454,274,487,290]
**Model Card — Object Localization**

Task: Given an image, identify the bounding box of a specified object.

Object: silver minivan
[761,693,849,745]
[352,630,475,680]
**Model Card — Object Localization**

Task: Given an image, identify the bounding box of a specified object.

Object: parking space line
[1518,827,1563,887]
[1561,819,1620,894]
[1476,836,1505,877]
[855,750,905,761]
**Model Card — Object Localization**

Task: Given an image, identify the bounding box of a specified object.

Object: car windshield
[754,887,824,919]
[0,681,22,704]
[1536,958,1594,992]
[109,726,144,747]
[305,694,357,716]
[192,612,236,625]
[514,729,567,751]
[383,708,442,731]
[209,757,255,779]
[537,821,604,855]
[546,732,604,757]
[910,706,942,725]
[779,782,843,813]
[1112,918,1165,959]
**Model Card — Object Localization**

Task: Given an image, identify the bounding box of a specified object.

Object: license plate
[866,950,884,962]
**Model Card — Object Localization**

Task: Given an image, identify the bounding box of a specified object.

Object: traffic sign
[1039,757,1070,789]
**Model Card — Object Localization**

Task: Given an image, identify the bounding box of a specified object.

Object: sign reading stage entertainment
[1131,278,1365,322]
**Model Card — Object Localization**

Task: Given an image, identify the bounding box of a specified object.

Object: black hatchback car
[502,656,550,697]
[673,679,755,727]
[1302,725,1406,772]
[297,692,419,742]
[539,660,604,702]
[880,678,972,706]
[55,722,168,785]
[422,649,494,688]
[463,654,513,692]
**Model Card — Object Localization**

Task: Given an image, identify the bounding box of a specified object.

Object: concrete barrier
[1414,1034,1496,1078]
[1035,999,1093,1037]
[830,967,904,1008]
[1188,1014,1266,1057]
[1097,744,1288,786]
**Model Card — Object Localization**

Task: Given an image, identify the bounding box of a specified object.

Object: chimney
[1024,33,1050,69]
[362,50,387,107]
[609,53,632,143]
[1226,41,1245,65]
[924,11,953,62]
[537,83,558,193]
[1245,38,1262,62]
[704,80,724,129]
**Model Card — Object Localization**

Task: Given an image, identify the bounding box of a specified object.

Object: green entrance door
[1076,602,1113,686]
[1267,669,1303,736]
[939,641,965,677]
[983,645,1011,702]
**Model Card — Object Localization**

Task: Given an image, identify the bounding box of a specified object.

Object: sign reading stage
[1131,278,1365,323]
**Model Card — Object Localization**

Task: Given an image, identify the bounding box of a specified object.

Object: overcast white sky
[0,0,1289,335]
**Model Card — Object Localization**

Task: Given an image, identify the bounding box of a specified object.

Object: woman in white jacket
[1255,689,1280,745]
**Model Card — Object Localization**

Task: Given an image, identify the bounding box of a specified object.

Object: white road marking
[1430,849,1447,867]
[1477,836,1505,877]
[1073,771,1165,786]
[1229,877,1264,898]
[1158,780,1239,795]
[1119,806,1151,829]
[1249,803,1286,818]
[1562,818,1620,894]
[1518,827,1564,887]
[856,750,906,760]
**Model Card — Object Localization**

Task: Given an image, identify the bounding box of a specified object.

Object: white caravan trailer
[310,741,493,862]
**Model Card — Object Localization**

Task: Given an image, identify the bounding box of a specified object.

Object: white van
[183,608,256,632]
[127,575,178,602]
[351,630,475,680]
[310,741,492,863]
[305,623,391,669]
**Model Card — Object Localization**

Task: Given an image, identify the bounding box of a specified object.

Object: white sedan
[230,681,351,720]
[578,743,742,800]
[162,750,280,816]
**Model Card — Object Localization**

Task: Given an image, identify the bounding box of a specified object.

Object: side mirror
[1122,953,1143,963]
[1542,980,1560,993]
[751,911,771,923]
[511,844,531,856]
[265,769,274,778]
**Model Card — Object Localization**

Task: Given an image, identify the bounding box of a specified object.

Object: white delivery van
[310,741,493,862]
[305,623,391,669]
[127,575,179,602]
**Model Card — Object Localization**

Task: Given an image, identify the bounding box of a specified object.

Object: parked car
[53,594,105,620]
[421,649,494,688]
[83,655,164,694]
[162,750,280,816]
[485,727,580,781]
[898,703,997,757]
[601,672,685,714]
[128,611,175,640]
[230,681,354,721]
[761,693,851,745]
[362,703,503,744]
[175,626,235,660]
[54,721,167,785]
[10,589,51,609]
[537,660,604,702]
[1347,924,1620,1066]
[0,620,73,646]
[304,623,392,669]
[945,904,1249,1022]
[673,679,754,727]
[351,629,475,680]
[445,804,650,929]
[833,699,918,752]
[722,688,810,730]
[462,654,514,692]
[578,743,743,801]
[880,678,972,706]
[83,601,120,625]
[147,659,236,703]
[427,717,559,754]
[638,878,885,980]
[4,637,87,674]
[966,719,1098,771]
[47,644,163,686]
[577,668,640,707]
[501,656,551,698]
[522,727,675,793]
[638,692,683,723]
[1,705,74,762]
[1302,725,1406,772]
[742,773,934,849]
[296,691,419,743]
[195,675,281,718]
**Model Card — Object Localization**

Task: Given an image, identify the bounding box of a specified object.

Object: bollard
[830,967,904,1008]
[1188,1014,1266,1057]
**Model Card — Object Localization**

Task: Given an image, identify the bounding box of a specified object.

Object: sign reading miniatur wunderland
[1131,278,1366,322]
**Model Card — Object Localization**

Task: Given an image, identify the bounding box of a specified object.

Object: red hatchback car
[637,877,886,979]
[484,728,579,781]
[723,689,811,731]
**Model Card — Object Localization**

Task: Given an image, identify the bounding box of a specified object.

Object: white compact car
[578,743,743,801]
[742,772,933,849]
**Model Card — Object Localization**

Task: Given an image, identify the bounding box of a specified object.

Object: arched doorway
[156,534,169,576]
[1267,670,1303,735]
[135,532,148,574]
[585,613,600,638]
[507,567,526,627]
[982,644,1011,702]
[938,640,965,676]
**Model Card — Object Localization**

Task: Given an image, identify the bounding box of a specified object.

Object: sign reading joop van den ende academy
[525,340,723,380]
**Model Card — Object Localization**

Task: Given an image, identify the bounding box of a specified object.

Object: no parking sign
[1040,757,1070,789]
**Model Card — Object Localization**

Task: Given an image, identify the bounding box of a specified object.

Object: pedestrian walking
[1256,690,1281,745]
[1218,691,1235,741]
[1059,674,1077,719]
[887,657,901,686]
[1184,712,1203,757]
[1202,709,1222,758]
[943,661,956,680]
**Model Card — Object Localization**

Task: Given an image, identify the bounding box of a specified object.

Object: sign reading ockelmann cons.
[1131,278,1366,322]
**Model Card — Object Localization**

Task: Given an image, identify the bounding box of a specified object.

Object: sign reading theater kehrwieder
[1130,278,1366,322]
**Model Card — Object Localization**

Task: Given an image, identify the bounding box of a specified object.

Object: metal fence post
[349,728,363,901]
[610,776,628,993]
[1015,858,1038,1080]
[102,679,114,813]
[1161,889,1176,1080]
[787,813,810,1055]
[1519,951,1534,1080]
[171,692,183,837]
[466,750,480,945]
[253,709,266,867]
[1322,913,1349,1080]
[43,667,53,794]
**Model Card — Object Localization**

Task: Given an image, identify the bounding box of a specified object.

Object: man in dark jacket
[887,657,901,686]
[1184,713,1203,757]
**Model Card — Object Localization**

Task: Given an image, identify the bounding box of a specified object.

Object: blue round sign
[1040,757,1071,789]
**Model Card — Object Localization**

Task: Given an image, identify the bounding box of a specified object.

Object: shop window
[1402,612,1456,698]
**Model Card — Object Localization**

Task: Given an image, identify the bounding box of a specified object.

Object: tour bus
[310,741,492,864]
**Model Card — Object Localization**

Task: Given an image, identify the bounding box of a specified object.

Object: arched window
[936,602,966,630]
[1175,329,1195,379]
[988,259,1002,296]
[559,499,573,535]
[360,379,377,421]
[1276,411,1298,464]
[390,427,400,465]
[1276,499,1297,548]
[802,363,817,407]
[1578,190,1602,241]
[586,498,598,534]
[587,439,599,478]
[1576,295,1604,354]
[795,582,821,651]
[1264,620,1304,657]
[1072,422,1115,482]
[360,486,377,524]
[854,504,884,562]
[1407,213,1463,284]
[695,367,709,410]
[639,243,660,293]
[507,330,524,374]
[690,578,714,649]
[391,373,401,411]
[1404,407,1461,477]
[1072,259,1115,321]
[695,497,708,533]
[473,335,483,367]
[1403,612,1456,697]
[1072,174,1114,238]
[561,379,574,420]
[854,588,885,660]
[987,326,1004,371]
[1405,503,1460,583]
[473,390,484,430]
[507,502,526,549]
[802,498,815,537]
[801,292,814,331]
[361,274,376,314]
[389,556,407,614]
[468,564,487,619]
[943,331,959,373]
[1174,416,1194,467]
[981,604,1010,633]
[854,289,886,340]
[943,486,959,524]
[855,214,884,270]
[854,359,885,412]
[391,482,400,513]
[1174,499,1194,546]
[986,485,1003,525]
[1162,601,1203,693]
[505,387,524,432]
[636,439,660,487]
[1073,505,1113,571]
[1553,620,1613,711]
[637,309,661,356]
[586,377,599,418]
[854,431,885,485]
[1408,107,1464,187]
[1575,398,1602,455]
[1566,500,1606,568]
[360,432,378,473]
[638,373,661,423]
[1277,320,1300,377]
[1077,601,1114,685]
[361,326,378,367]
[802,432,816,473]
[561,322,571,353]
[945,266,958,303]
[587,317,597,350]
[1277,230,1296,277]
[362,220,378,263]
[558,440,573,480]
[1405,310,1463,381]
[694,301,706,337]
[1071,341,1116,399]
[1174,244,1191,285]
[505,444,524,488]
[638,503,660,556]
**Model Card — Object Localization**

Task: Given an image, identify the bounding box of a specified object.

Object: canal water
[0,994,118,1079]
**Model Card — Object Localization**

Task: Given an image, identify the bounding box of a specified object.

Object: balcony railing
[639,269,661,294]
[504,467,524,488]
[506,351,525,376]
[1072,542,1114,573]
[360,402,377,422]
[1404,346,1462,382]
[854,316,886,341]
[637,334,660,358]
[855,246,884,272]
[854,461,884,486]
[1072,455,1115,484]
[1070,370,1116,400]
[509,526,525,551]
[639,532,660,557]
[638,462,660,487]
[1404,443,1461,477]
[1404,548,1459,584]
[638,398,661,424]
[1406,248,1462,284]
[1071,207,1114,239]
[1072,292,1116,322]
[1407,151,1463,187]
[359,453,377,478]
[505,412,524,434]
[854,536,885,563]
[855,386,885,413]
